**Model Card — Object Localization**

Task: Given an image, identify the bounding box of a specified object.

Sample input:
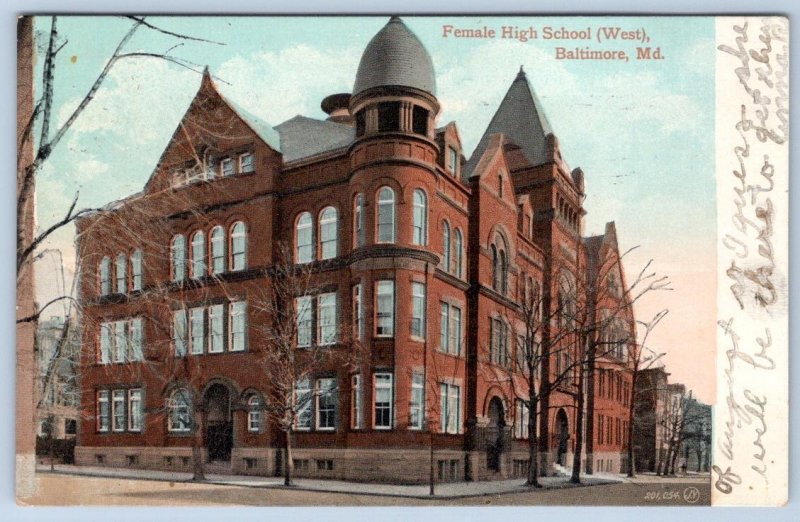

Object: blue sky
[32,15,716,401]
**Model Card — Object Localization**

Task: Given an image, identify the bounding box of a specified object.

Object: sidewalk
[36,463,622,499]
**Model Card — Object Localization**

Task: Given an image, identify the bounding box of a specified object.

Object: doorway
[205,383,232,461]
[487,397,506,472]
[556,408,569,466]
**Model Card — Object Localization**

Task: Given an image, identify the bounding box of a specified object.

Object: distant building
[36,316,80,440]
[682,397,711,472]
[633,366,669,472]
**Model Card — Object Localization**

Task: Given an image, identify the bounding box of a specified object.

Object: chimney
[321,93,354,125]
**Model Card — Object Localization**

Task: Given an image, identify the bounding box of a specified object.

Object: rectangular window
[239,153,254,173]
[190,307,205,355]
[375,280,394,337]
[448,146,458,175]
[447,305,462,355]
[351,374,362,429]
[97,390,110,432]
[295,379,312,431]
[373,372,393,430]
[296,296,312,348]
[173,309,187,357]
[409,373,424,430]
[440,303,450,353]
[598,415,604,444]
[114,321,128,363]
[490,318,508,366]
[248,409,261,433]
[131,250,142,291]
[352,284,363,341]
[317,292,337,345]
[410,282,426,338]
[112,389,126,432]
[208,304,224,353]
[229,301,247,352]
[99,323,112,364]
[514,400,529,439]
[221,157,234,176]
[439,383,461,434]
[128,389,143,432]
[129,318,143,361]
[316,378,337,431]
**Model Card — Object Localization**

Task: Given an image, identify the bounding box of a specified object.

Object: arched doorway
[205,383,233,462]
[487,397,506,472]
[556,408,569,466]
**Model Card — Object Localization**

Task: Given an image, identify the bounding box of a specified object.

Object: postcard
[15,14,789,507]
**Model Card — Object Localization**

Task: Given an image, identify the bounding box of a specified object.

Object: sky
[31,15,716,403]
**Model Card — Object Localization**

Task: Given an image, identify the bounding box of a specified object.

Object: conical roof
[353,17,436,97]
[465,67,554,176]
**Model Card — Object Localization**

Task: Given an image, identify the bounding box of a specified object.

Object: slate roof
[353,17,436,96]
[223,95,283,153]
[274,115,355,163]
[465,68,554,177]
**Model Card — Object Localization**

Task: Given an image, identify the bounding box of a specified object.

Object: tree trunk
[284,429,294,486]
[626,371,637,477]
[526,396,541,487]
[429,429,435,496]
[570,360,585,483]
[192,410,205,481]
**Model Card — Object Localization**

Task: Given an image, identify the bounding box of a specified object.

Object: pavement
[36,463,628,499]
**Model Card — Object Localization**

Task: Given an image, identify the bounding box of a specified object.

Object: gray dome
[353,17,436,97]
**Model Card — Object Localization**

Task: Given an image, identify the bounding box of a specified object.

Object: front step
[203,460,232,474]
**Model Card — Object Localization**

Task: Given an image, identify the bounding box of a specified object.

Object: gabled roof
[221,91,282,153]
[274,115,355,163]
[465,67,554,177]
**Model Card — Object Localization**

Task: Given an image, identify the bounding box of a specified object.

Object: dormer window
[221,158,235,177]
[448,146,459,176]
[239,153,254,173]
[377,102,401,132]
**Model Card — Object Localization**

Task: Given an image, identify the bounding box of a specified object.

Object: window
[229,301,247,352]
[412,189,427,245]
[410,373,424,430]
[221,157,234,177]
[440,303,462,356]
[128,389,143,432]
[376,187,395,243]
[375,280,395,337]
[239,153,254,173]
[230,221,246,271]
[317,292,337,345]
[439,383,461,434]
[295,379,312,431]
[377,101,400,132]
[412,105,429,135]
[112,389,126,432]
[208,304,224,353]
[191,231,206,279]
[514,400,529,439]
[351,374,362,429]
[97,390,110,432]
[99,256,111,295]
[442,221,451,271]
[318,207,338,260]
[295,212,313,263]
[210,226,226,275]
[355,110,366,137]
[411,282,426,338]
[296,296,312,348]
[99,324,112,364]
[167,389,191,433]
[131,249,142,291]
[498,173,504,198]
[353,194,365,248]
[115,253,127,293]
[490,317,509,366]
[500,249,508,294]
[373,373,393,429]
[247,395,262,432]
[453,229,463,278]
[447,146,458,175]
[352,284,363,341]
[129,318,143,361]
[114,321,127,363]
[316,378,336,431]
[173,309,187,357]
[491,245,500,291]
[205,153,217,180]
[190,307,205,355]
[171,235,186,282]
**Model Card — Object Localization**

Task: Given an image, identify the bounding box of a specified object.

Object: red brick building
[75,17,636,483]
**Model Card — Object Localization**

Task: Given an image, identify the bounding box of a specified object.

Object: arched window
[499,249,508,294]
[295,212,313,263]
[319,206,338,260]
[99,256,111,296]
[230,221,246,271]
[115,253,127,293]
[353,193,364,248]
[498,173,504,198]
[454,228,463,278]
[167,389,191,433]
[247,394,262,432]
[412,189,427,245]
[210,226,226,275]
[131,249,142,292]
[170,235,186,282]
[190,231,206,279]
[376,187,395,243]
[491,245,500,291]
[442,221,451,271]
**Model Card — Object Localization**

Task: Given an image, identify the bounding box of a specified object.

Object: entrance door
[556,408,569,466]
[487,397,505,472]
[205,384,232,461]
